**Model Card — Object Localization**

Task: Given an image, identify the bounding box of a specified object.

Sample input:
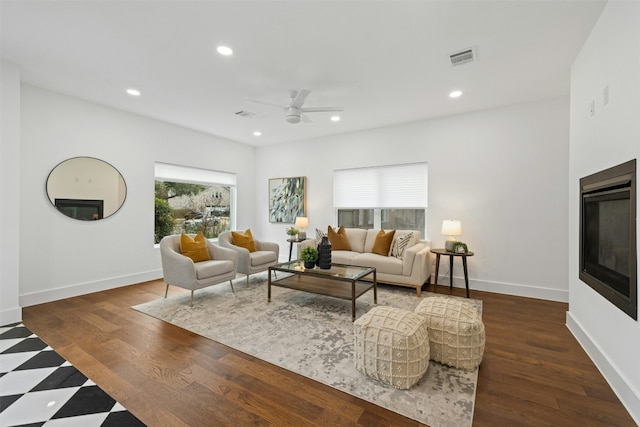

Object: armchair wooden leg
[190,290,194,307]
[229,280,235,294]
[246,274,250,286]
[164,284,169,298]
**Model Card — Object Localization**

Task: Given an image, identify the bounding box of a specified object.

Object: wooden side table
[431,248,475,298]
[286,238,308,261]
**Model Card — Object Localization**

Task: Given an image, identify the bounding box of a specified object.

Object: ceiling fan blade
[301,114,313,123]
[300,106,344,113]
[244,97,286,110]
[291,89,311,109]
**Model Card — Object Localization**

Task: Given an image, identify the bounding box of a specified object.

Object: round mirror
[46,157,127,221]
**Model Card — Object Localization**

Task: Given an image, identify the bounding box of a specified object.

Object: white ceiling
[1,0,606,147]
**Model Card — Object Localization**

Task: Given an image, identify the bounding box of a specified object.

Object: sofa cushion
[194,259,235,280]
[331,250,360,265]
[352,253,404,275]
[371,229,396,256]
[328,226,351,250]
[250,250,278,266]
[232,229,257,252]
[179,233,211,262]
[345,228,368,253]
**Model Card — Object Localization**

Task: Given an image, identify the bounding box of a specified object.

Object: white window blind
[154,162,236,186]
[334,163,428,208]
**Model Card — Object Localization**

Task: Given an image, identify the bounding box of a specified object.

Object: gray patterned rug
[132,274,480,427]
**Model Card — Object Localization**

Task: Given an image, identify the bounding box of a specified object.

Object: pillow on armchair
[231,229,257,252]
[179,232,211,262]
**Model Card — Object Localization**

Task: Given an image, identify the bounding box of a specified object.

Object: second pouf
[414,296,485,371]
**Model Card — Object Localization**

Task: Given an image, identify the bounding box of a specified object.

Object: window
[334,163,427,236]
[154,162,236,243]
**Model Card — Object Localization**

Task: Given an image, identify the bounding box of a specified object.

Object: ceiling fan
[245,89,343,124]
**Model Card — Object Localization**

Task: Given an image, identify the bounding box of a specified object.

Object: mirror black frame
[46,157,127,221]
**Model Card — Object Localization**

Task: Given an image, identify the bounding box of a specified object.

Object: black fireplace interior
[55,198,104,221]
[580,159,637,320]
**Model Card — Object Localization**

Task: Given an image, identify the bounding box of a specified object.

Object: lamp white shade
[441,220,462,236]
[294,217,309,228]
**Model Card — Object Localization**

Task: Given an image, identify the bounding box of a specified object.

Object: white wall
[0,60,22,325]
[255,97,570,302]
[567,1,640,423]
[18,85,256,306]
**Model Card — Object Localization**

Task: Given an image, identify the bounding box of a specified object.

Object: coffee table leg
[373,269,377,304]
[352,281,356,322]
[268,268,272,302]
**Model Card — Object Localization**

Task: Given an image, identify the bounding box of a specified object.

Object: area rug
[132,274,481,427]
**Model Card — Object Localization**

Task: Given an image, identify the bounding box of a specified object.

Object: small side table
[287,238,308,261]
[431,248,475,298]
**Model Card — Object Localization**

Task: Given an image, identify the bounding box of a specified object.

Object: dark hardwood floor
[22,279,635,426]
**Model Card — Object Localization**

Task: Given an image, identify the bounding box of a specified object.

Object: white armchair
[218,230,279,285]
[160,234,238,305]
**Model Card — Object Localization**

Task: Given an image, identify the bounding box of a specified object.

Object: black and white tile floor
[1,323,146,426]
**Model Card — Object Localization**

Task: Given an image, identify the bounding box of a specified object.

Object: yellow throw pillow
[231,229,257,252]
[371,229,396,256]
[179,233,211,263]
[328,225,351,251]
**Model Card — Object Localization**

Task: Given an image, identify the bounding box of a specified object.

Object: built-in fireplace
[55,198,104,221]
[579,159,637,320]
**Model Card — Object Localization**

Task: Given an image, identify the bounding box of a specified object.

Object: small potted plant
[300,246,318,269]
[286,226,299,239]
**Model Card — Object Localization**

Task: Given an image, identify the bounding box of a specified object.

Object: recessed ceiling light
[126,88,141,96]
[330,116,341,122]
[253,131,262,136]
[449,90,462,98]
[217,46,233,56]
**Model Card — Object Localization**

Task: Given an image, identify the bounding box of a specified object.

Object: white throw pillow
[391,232,413,259]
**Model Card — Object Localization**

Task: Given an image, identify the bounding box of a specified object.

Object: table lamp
[441,220,462,251]
[295,216,309,239]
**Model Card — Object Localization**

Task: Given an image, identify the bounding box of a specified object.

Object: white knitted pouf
[414,296,485,371]
[353,306,430,389]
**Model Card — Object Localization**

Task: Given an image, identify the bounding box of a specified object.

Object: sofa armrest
[402,242,430,279]
[160,246,197,285]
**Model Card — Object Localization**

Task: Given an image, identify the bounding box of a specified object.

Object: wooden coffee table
[268,261,377,321]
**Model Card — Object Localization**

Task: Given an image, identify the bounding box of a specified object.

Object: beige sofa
[302,228,431,296]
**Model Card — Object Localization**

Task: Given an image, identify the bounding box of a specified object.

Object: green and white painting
[269,176,306,223]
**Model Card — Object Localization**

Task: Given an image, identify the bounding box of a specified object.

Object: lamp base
[298,231,306,240]
[445,240,455,252]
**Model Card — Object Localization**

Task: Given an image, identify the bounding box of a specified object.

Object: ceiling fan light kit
[246,89,343,124]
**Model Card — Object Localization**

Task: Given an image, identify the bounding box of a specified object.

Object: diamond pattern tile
[0,323,146,427]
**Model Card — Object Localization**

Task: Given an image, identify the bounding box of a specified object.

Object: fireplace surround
[579,159,637,320]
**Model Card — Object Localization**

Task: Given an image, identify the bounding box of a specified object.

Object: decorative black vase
[317,236,332,269]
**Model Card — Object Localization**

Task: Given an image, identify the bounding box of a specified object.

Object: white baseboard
[566,312,640,425]
[0,306,23,327]
[433,274,569,302]
[19,269,164,307]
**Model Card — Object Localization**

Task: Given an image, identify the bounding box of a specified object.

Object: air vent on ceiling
[449,47,477,66]
[235,110,256,118]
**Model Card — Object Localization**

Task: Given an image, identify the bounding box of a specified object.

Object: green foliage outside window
[154,197,175,244]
